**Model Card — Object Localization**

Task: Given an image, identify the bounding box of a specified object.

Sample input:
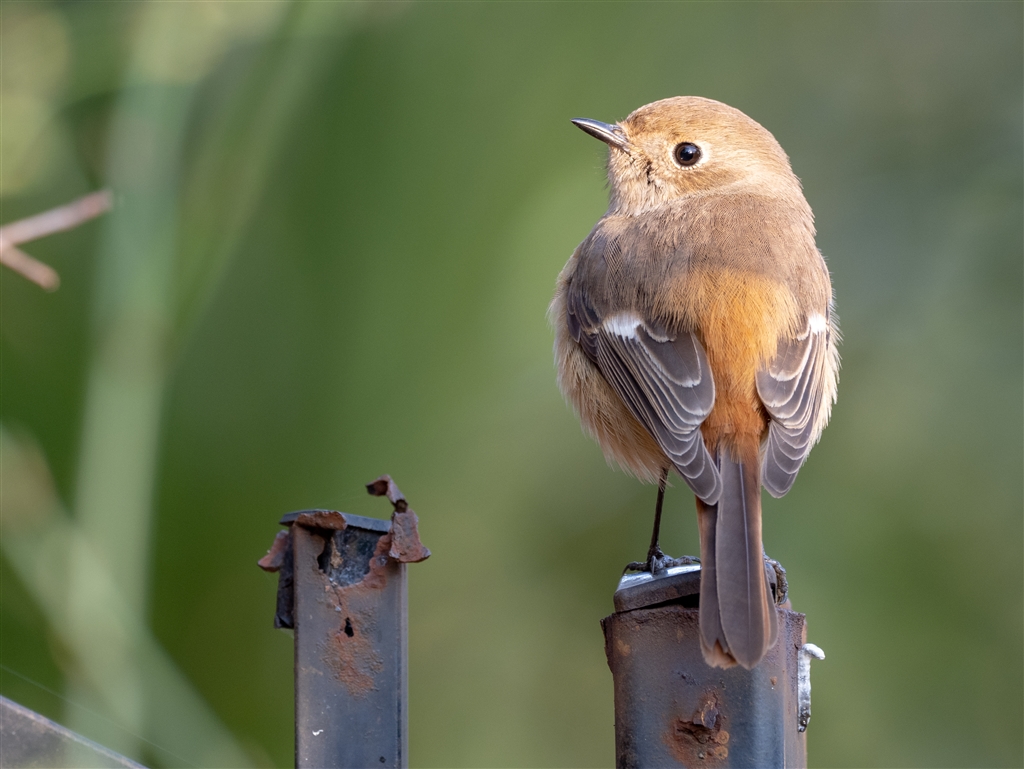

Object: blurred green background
[1,2,1020,767]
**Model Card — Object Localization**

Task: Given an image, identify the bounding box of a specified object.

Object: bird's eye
[673,142,701,167]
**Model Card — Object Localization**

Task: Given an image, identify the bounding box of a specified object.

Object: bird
[550,96,839,669]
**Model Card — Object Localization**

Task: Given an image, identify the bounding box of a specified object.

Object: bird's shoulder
[570,191,821,315]
[580,190,813,260]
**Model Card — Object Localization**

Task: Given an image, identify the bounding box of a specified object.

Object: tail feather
[696,497,733,668]
[698,446,778,669]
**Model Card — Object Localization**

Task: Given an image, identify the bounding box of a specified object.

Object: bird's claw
[764,554,788,605]
[624,549,700,576]
[647,546,669,574]
[667,554,701,567]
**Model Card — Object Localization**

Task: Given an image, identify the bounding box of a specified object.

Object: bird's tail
[697,445,779,669]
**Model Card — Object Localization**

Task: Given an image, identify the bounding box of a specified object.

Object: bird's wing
[567,288,722,503]
[755,312,833,497]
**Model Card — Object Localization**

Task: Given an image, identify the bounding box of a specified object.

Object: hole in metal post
[316,532,333,573]
[344,618,354,637]
[314,528,378,585]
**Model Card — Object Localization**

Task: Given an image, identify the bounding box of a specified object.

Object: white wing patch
[596,322,722,503]
[603,313,643,339]
[808,312,828,334]
[567,289,722,502]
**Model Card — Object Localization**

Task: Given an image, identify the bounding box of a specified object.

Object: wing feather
[568,288,721,503]
[756,314,832,497]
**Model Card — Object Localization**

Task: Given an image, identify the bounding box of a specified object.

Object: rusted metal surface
[366,475,431,564]
[366,475,408,511]
[386,510,430,564]
[602,565,811,768]
[293,509,351,530]
[292,514,404,768]
[260,528,296,629]
[667,690,731,764]
[259,530,291,571]
[261,478,429,769]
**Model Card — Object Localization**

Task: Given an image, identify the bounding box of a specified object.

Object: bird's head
[572,96,801,215]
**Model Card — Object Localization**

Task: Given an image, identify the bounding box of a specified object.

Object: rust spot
[665,690,729,766]
[694,698,717,728]
[366,474,408,512]
[367,475,430,563]
[388,510,431,563]
[312,531,399,697]
[296,510,348,530]
[361,531,395,590]
[258,530,291,572]
[328,544,345,573]
[320,602,383,698]
[316,549,393,695]
[615,638,631,657]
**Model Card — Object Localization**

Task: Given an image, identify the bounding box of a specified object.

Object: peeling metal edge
[281,510,392,533]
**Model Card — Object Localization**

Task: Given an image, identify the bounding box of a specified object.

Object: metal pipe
[259,477,429,769]
[602,564,820,768]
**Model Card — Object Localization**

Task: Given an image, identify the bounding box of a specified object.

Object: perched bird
[550,97,838,669]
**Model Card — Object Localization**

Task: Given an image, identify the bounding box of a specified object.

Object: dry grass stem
[0,190,113,291]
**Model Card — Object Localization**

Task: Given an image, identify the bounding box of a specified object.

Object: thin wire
[0,663,198,768]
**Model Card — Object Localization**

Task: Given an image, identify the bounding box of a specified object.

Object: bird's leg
[624,468,670,574]
[644,468,670,572]
[624,468,699,574]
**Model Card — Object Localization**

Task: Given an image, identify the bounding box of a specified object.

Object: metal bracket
[797,643,825,733]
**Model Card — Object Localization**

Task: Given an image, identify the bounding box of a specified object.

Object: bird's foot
[764,553,788,605]
[624,547,700,576]
[667,554,701,567]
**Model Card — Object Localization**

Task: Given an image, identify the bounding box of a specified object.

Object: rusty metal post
[259,477,430,769]
[602,564,822,768]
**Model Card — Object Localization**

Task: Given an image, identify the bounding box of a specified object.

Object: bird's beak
[571,118,631,152]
